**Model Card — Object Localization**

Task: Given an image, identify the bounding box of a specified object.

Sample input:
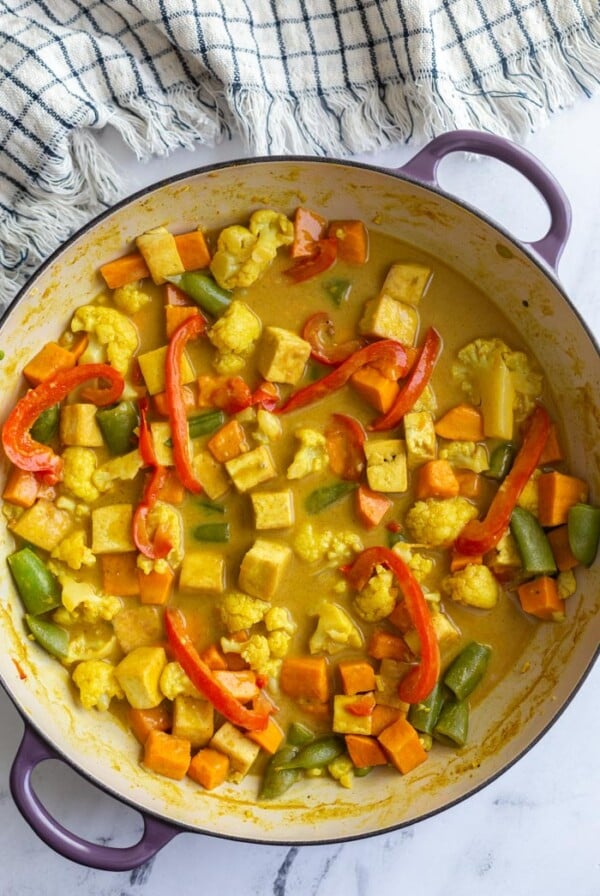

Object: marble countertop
[0,93,598,896]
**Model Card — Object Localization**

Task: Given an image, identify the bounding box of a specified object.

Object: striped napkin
[1,0,599,301]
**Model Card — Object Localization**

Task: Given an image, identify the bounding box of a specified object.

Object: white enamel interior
[0,159,598,844]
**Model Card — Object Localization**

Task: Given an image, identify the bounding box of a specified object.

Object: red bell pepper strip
[132,397,172,560]
[370,327,442,431]
[277,339,409,415]
[2,363,124,485]
[285,237,337,283]
[302,312,365,366]
[325,413,365,481]
[346,547,440,704]
[455,404,551,556]
[164,608,270,731]
[165,314,207,494]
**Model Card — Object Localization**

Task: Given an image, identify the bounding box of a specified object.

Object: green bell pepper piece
[96,401,140,455]
[30,404,59,445]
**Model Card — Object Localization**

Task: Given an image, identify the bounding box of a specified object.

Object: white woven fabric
[1,0,599,300]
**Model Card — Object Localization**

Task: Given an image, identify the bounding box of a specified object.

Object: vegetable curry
[2,207,598,798]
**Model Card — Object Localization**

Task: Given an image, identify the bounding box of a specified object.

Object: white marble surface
[0,94,599,895]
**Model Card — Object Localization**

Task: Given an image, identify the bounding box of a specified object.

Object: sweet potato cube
[2,467,40,508]
[537,471,588,527]
[165,304,200,339]
[547,525,578,572]
[517,575,565,621]
[208,419,250,463]
[338,660,376,695]
[23,341,75,386]
[174,228,211,271]
[345,734,388,768]
[129,704,172,745]
[280,656,330,703]
[143,729,191,780]
[377,717,428,773]
[350,365,399,414]
[100,552,140,596]
[247,717,285,754]
[187,748,229,790]
[138,565,175,606]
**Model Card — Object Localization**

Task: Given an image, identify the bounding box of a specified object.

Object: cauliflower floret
[112,281,152,314]
[405,497,478,547]
[220,591,270,633]
[71,305,138,375]
[51,530,96,570]
[159,661,201,700]
[220,632,279,676]
[58,620,117,664]
[210,209,294,290]
[144,502,184,569]
[493,531,522,568]
[267,629,293,658]
[442,563,500,609]
[72,660,124,711]
[287,429,328,480]
[353,564,397,622]
[62,447,100,503]
[557,569,577,600]
[452,338,543,421]
[392,541,434,583]
[440,441,489,473]
[208,300,262,374]
[412,384,437,415]
[253,409,282,444]
[309,601,363,654]
[92,450,143,493]
[293,522,363,565]
[264,606,295,634]
[328,754,354,789]
[58,573,122,622]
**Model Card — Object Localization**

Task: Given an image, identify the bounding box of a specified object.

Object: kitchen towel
[1,0,599,302]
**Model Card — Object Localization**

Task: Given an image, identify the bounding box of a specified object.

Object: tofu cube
[404,411,437,468]
[380,264,431,306]
[179,550,225,593]
[404,610,460,656]
[192,450,230,500]
[251,490,295,529]
[333,694,374,735]
[135,227,184,285]
[137,345,195,395]
[225,445,277,493]
[375,658,411,710]
[359,295,419,345]
[91,504,136,553]
[11,498,73,551]
[172,695,215,748]
[113,606,164,654]
[150,421,174,467]
[116,646,167,709]
[60,404,104,447]
[257,326,311,385]
[238,538,292,599]
[364,439,408,492]
[209,721,261,781]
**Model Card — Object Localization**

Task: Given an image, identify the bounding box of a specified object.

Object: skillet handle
[10,725,180,871]
[399,130,572,272]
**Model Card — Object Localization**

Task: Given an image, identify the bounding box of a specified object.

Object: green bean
[164,409,225,446]
[96,401,139,455]
[568,503,600,566]
[170,272,232,316]
[324,277,352,306]
[408,680,446,735]
[258,745,302,800]
[25,614,69,659]
[487,441,515,479]
[274,736,344,770]
[305,481,356,514]
[192,522,230,543]
[197,498,225,515]
[7,548,62,615]
[433,699,469,747]
[510,506,557,575]
[30,404,59,444]
[287,722,314,746]
[444,642,491,701]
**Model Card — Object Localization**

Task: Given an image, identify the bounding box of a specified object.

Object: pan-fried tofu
[91,504,136,553]
[209,721,260,782]
[113,606,164,654]
[359,295,419,345]
[192,450,230,500]
[172,695,214,748]
[257,326,311,385]
[333,694,374,735]
[364,439,408,492]
[135,227,185,285]
[116,646,167,709]
[225,445,277,493]
[250,490,295,529]
[137,345,195,396]
[179,550,225,593]
[404,411,437,468]
[11,499,73,551]
[60,403,104,447]
[238,538,292,599]
[380,264,431,306]
[150,421,175,467]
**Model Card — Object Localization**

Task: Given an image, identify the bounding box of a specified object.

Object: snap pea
[487,441,515,479]
[259,745,302,800]
[30,404,59,444]
[287,722,315,746]
[568,503,600,566]
[444,642,491,701]
[170,272,232,316]
[433,698,469,747]
[354,766,373,777]
[7,547,62,615]
[274,736,344,770]
[96,400,139,455]
[25,614,69,659]
[305,481,356,515]
[192,522,230,543]
[408,680,445,735]
[510,506,557,575]
[324,277,352,306]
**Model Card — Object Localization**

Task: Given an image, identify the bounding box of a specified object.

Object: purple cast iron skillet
[2,131,597,871]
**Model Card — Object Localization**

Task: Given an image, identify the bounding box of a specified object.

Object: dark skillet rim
[0,155,598,850]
